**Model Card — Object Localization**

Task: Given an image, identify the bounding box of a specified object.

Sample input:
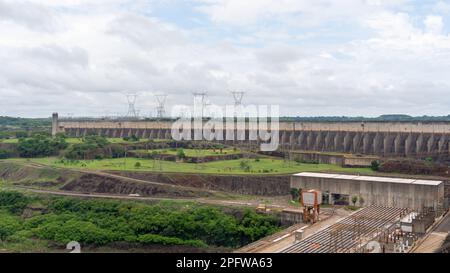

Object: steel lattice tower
[231,91,245,107]
[125,93,138,119]
[193,92,208,118]
[155,94,167,119]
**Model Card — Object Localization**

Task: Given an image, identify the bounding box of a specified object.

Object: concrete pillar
[343,132,352,153]
[352,133,361,153]
[51,113,59,136]
[394,133,403,156]
[324,132,332,151]
[306,132,314,150]
[372,133,382,155]
[165,129,171,139]
[149,129,156,139]
[416,134,424,154]
[315,131,323,151]
[289,132,295,149]
[281,131,289,148]
[438,134,447,153]
[427,134,436,154]
[404,133,414,156]
[383,134,393,156]
[298,132,307,150]
[362,133,371,154]
[334,132,343,152]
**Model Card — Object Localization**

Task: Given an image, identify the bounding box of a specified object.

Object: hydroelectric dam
[52,113,450,157]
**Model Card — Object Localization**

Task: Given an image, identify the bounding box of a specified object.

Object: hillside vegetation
[0,191,281,252]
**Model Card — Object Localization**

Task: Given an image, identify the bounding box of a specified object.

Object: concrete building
[52,114,450,157]
[290,172,445,210]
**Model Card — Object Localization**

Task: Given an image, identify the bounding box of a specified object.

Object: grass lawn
[11,157,375,175]
[134,148,241,157]
[0,138,19,143]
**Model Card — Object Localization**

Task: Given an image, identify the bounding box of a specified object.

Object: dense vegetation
[65,135,111,160]
[0,117,50,134]
[17,134,68,158]
[380,159,449,176]
[0,191,280,251]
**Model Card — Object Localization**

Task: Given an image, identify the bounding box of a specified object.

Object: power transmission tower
[155,94,167,119]
[193,92,208,118]
[231,91,245,107]
[125,92,138,119]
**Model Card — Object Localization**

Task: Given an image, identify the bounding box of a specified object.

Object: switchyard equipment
[281,206,409,253]
[301,189,322,224]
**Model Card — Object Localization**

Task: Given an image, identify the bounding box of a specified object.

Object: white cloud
[0,0,449,117]
[424,15,444,34]
[195,0,409,27]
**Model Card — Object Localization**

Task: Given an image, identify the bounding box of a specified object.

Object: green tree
[0,213,21,241]
[239,160,251,172]
[134,162,141,168]
[289,188,299,201]
[0,191,30,214]
[15,131,28,139]
[351,196,358,206]
[370,160,380,171]
[17,134,67,158]
[83,135,109,147]
[177,149,186,159]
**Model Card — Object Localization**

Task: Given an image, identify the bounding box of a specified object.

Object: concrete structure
[51,113,59,137]
[52,115,450,156]
[289,151,379,167]
[291,172,445,210]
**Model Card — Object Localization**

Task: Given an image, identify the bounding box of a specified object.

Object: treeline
[281,114,450,122]
[0,116,50,132]
[17,134,68,158]
[0,191,280,249]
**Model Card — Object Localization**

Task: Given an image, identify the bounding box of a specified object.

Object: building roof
[292,172,443,186]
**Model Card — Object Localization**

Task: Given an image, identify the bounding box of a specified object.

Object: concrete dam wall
[53,114,450,157]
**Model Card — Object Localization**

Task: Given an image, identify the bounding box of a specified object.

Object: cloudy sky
[1,0,450,118]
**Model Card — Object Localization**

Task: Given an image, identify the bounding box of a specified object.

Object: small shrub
[0,149,10,159]
[177,149,186,159]
[370,160,380,171]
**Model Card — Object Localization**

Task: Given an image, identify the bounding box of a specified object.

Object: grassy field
[9,157,375,175]
[134,148,241,157]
